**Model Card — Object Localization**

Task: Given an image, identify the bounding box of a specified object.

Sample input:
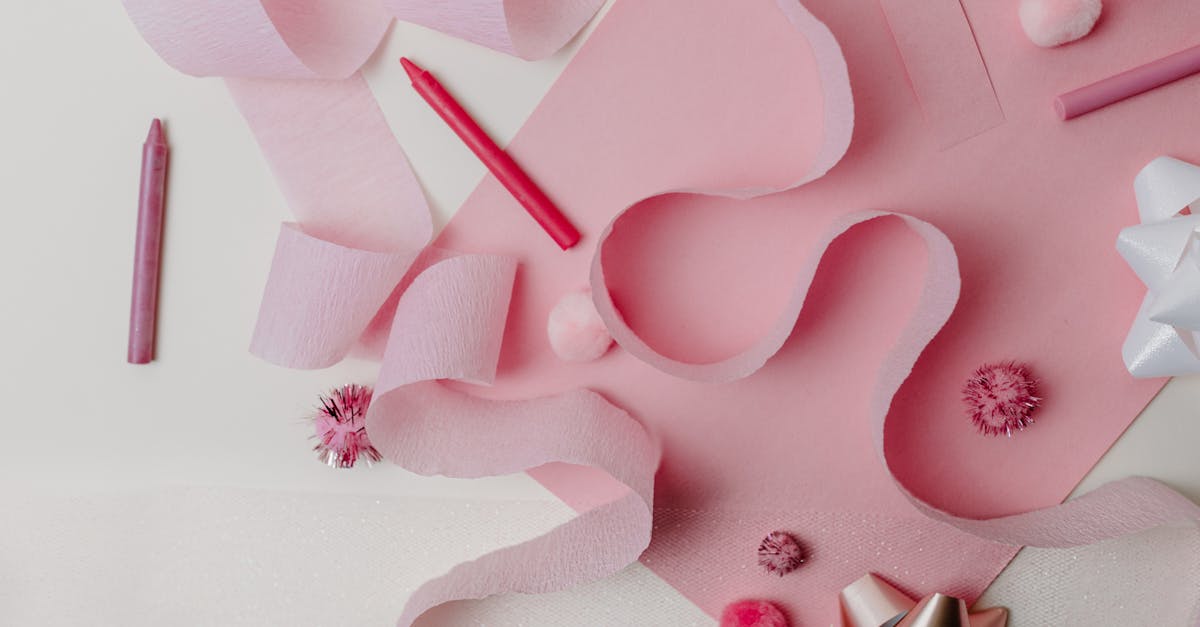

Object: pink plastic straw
[128,119,169,364]
[1056,43,1200,121]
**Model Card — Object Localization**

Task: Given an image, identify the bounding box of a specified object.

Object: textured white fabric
[978,526,1200,626]
[0,488,713,627]
[4,486,1200,626]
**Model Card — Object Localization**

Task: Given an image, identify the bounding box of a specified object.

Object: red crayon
[400,57,581,250]
[127,119,169,364]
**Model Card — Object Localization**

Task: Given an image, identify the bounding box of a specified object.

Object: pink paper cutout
[876,0,1005,148]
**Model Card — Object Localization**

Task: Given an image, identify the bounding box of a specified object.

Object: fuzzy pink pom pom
[547,290,613,362]
[962,362,1042,436]
[720,599,789,627]
[1019,0,1102,48]
[311,384,382,468]
[757,530,805,576]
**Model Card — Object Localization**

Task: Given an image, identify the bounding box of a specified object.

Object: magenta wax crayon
[127,119,169,364]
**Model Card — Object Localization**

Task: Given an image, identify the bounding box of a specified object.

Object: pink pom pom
[311,384,382,468]
[962,362,1042,437]
[1019,0,1102,48]
[547,290,613,362]
[757,530,805,576]
[720,599,789,627]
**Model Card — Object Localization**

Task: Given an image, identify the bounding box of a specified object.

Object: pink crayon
[1056,42,1200,120]
[127,119,169,364]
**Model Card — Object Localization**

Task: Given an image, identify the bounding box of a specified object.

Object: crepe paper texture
[122,0,604,80]
[1118,156,1200,377]
[876,0,1004,148]
[360,254,658,625]
[120,0,1200,624]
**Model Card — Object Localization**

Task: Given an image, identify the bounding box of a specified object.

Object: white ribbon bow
[1117,156,1200,377]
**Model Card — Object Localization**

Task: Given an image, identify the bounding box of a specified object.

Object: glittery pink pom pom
[757,530,805,576]
[720,599,789,627]
[962,362,1041,437]
[311,384,382,468]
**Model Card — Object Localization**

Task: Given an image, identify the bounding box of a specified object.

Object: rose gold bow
[839,573,1008,627]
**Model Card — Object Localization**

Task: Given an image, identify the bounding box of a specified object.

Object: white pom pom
[547,290,613,363]
[1019,0,1102,48]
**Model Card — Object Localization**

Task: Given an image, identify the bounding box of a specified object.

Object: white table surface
[2,2,1198,625]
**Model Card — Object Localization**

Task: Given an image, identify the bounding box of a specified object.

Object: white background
[1,1,1198,624]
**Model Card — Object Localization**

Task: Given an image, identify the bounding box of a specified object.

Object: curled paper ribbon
[121,0,605,80]
[360,253,658,624]
[1117,156,1200,377]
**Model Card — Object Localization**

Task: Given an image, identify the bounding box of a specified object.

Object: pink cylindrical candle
[127,119,169,364]
[1056,43,1200,120]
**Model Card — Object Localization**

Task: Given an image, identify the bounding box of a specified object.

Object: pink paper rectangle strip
[877,0,1004,148]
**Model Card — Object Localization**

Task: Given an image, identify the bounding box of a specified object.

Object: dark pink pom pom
[311,384,382,468]
[720,599,789,627]
[962,362,1041,437]
[757,530,804,576]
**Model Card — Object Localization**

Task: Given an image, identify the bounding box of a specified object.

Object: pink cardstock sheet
[431,0,1200,620]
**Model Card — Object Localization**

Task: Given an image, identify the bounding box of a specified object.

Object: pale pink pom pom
[547,290,613,362]
[720,599,789,627]
[757,530,805,576]
[1019,0,1102,48]
[962,362,1042,437]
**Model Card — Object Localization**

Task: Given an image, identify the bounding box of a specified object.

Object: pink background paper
[433,0,1198,619]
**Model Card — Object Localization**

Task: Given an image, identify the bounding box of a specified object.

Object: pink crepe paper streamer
[250,225,419,368]
[121,0,606,81]
[359,255,658,624]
